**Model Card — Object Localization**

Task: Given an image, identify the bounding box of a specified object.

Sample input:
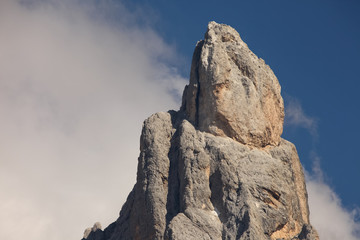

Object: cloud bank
[285,99,360,239]
[307,172,360,240]
[0,1,186,239]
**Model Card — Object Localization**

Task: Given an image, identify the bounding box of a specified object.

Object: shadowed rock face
[82,22,318,240]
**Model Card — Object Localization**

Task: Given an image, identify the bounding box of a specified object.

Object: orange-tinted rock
[182,22,284,147]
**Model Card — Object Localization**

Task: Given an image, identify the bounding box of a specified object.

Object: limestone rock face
[181,21,284,147]
[82,22,318,240]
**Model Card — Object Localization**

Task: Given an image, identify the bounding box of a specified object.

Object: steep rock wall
[82,22,318,240]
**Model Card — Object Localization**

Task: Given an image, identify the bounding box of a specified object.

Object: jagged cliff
[82,22,319,240]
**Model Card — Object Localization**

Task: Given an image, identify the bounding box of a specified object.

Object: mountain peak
[182,21,284,148]
[82,22,318,240]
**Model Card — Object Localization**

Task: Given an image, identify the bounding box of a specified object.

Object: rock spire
[181,21,284,147]
[82,22,318,240]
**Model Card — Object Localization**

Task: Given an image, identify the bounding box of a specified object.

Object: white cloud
[2,1,358,239]
[307,170,360,240]
[285,98,360,239]
[285,98,318,137]
[0,0,186,239]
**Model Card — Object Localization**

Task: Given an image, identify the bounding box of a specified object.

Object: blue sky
[0,0,359,239]
[121,0,360,208]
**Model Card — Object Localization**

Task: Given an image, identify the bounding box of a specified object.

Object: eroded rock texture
[181,21,284,147]
[82,22,318,240]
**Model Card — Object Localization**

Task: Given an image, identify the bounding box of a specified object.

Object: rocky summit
[82,22,319,240]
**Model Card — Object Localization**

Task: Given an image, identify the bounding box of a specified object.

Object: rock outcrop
[82,22,318,240]
[182,22,284,147]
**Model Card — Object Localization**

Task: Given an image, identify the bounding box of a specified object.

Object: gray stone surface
[181,21,284,147]
[82,222,104,240]
[82,22,318,240]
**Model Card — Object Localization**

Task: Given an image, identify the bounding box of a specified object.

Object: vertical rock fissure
[165,128,181,227]
[236,209,251,240]
[195,80,201,128]
[194,41,204,128]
